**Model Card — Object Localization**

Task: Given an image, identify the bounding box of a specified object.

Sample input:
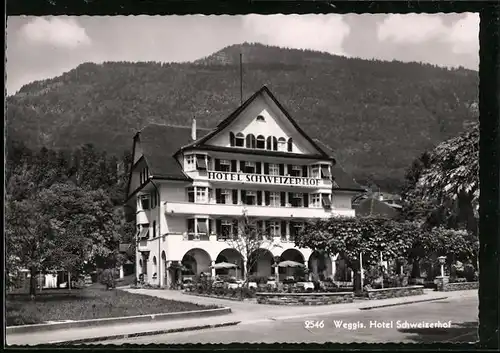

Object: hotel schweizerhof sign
[207,171,321,186]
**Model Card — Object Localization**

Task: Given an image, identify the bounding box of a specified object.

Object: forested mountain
[6,43,479,191]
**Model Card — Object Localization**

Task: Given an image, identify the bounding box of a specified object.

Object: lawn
[6,284,218,326]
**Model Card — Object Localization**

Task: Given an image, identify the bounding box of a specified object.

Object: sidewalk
[6,288,477,346]
[6,314,242,346]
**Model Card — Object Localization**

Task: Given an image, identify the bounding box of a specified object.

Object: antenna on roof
[239,52,243,105]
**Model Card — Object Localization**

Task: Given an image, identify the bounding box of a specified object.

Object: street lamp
[438,256,447,277]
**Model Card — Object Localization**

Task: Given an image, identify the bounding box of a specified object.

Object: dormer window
[278,137,287,152]
[256,115,265,122]
[256,135,265,149]
[235,133,245,147]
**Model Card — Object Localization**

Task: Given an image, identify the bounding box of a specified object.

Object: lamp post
[438,256,447,277]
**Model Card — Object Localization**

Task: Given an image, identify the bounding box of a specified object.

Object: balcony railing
[165,201,354,218]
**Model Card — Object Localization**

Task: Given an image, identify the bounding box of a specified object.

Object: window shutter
[229,132,235,146]
[240,161,245,172]
[288,192,293,205]
[279,164,285,176]
[264,163,269,174]
[256,162,262,174]
[232,189,238,204]
[281,221,287,237]
[287,165,292,175]
[287,138,293,152]
[273,137,278,151]
[302,165,308,177]
[257,191,262,205]
[215,189,222,204]
[280,192,286,206]
[214,159,221,171]
[265,191,270,206]
[241,190,247,204]
[232,220,239,238]
[231,160,237,172]
[216,219,222,235]
[304,193,309,208]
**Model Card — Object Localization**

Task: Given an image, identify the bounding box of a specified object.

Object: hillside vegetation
[6,43,479,191]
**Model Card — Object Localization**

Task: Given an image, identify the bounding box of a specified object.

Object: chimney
[191,116,197,141]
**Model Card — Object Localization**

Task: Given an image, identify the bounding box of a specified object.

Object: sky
[6,13,479,95]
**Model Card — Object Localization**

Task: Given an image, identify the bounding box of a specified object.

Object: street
[99,295,478,344]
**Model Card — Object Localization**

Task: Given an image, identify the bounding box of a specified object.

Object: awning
[322,195,332,207]
[321,166,331,179]
[197,220,208,233]
[274,260,305,268]
[210,262,239,269]
[196,156,207,170]
[138,228,149,239]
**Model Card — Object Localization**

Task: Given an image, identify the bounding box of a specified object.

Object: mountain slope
[6,43,479,191]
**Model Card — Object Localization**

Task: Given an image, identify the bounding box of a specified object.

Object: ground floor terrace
[136,244,354,288]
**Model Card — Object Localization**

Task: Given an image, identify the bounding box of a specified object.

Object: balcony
[165,201,354,219]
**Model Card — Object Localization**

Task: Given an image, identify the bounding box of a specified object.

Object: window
[185,155,195,171]
[290,193,303,207]
[311,164,321,178]
[139,195,150,210]
[322,194,332,208]
[269,163,279,176]
[217,220,233,240]
[290,165,302,177]
[246,134,256,149]
[290,222,304,241]
[187,219,195,234]
[256,115,265,122]
[187,187,195,203]
[321,165,332,179]
[229,132,235,146]
[220,159,231,172]
[278,137,287,152]
[196,187,207,203]
[270,192,280,207]
[244,161,256,174]
[153,221,156,238]
[197,219,208,234]
[216,189,231,204]
[196,154,207,170]
[269,221,280,237]
[311,194,321,208]
[266,136,278,151]
[287,138,293,152]
[152,257,157,276]
[244,190,257,205]
[235,133,245,147]
[139,225,149,240]
[256,135,266,149]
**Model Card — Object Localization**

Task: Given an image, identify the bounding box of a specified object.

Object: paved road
[100,295,478,344]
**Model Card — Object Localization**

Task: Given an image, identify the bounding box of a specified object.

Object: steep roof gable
[180,86,331,158]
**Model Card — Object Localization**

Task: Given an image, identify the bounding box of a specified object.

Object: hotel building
[125,86,364,287]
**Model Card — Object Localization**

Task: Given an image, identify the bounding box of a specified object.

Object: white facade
[128,87,359,287]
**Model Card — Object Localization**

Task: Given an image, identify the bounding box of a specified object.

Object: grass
[6,284,218,326]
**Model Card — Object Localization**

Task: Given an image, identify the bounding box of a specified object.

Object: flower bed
[255,292,354,305]
[441,281,478,292]
[365,285,424,300]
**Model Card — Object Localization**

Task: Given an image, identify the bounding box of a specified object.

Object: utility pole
[240,53,243,105]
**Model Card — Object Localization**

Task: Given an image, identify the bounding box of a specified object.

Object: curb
[49,321,241,345]
[6,307,232,335]
[359,296,449,310]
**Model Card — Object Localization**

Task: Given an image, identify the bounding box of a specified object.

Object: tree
[225,210,282,290]
[405,121,479,235]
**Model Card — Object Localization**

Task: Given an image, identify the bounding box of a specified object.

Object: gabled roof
[179,86,332,159]
[313,139,365,192]
[355,197,400,219]
[132,124,212,180]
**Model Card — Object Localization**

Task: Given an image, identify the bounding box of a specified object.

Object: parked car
[226,278,244,289]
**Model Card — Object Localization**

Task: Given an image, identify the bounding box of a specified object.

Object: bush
[99,269,116,289]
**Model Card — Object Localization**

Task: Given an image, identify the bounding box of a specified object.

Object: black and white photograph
[6,11,483,346]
